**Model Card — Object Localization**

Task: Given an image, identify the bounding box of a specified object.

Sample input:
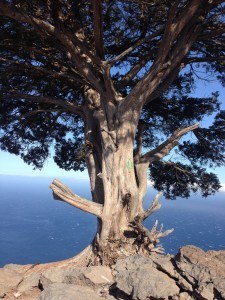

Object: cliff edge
[0,245,225,300]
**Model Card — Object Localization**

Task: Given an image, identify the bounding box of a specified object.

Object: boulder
[17,273,40,293]
[149,253,193,292]
[82,266,114,286]
[174,245,225,299]
[0,267,23,289]
[39,267,77,289]
[38,282,104,300]
[114,255,180,300]
[1,245,225,300]
[40,265,114,290]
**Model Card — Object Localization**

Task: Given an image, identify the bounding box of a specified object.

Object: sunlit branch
[141,123,200,164]
[146,66,180,104]
[156,0,203,62]
[138,192,162,221]
[50,179,103,218]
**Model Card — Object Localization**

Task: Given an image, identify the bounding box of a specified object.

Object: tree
[0,0,225,265]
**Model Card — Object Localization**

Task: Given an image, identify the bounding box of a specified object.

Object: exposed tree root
[130,193,174,254]
[23,245,94,276]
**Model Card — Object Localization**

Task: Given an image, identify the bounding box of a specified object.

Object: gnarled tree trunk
[50,90,178,265]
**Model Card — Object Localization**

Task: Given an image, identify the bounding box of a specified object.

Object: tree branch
[0,57,87,87]
[134,121,147,162]
[8,92,84,116]
[199,27,225,40]
[145,66,180,103]
[117,53,155,88]
[136,23,201,109]
[186,56,225,64]
[0,1,103,93]
[156,0,179,61]
[21,109,63,119]
[92,0,104,59]
[50,179,103,218]
[139,193,162,221]
[141,123,200,164]
[110,27,164,66]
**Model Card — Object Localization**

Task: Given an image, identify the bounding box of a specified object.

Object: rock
[38,282,104,300]
[0,289,6,299]
[0,267,24,299]
[0,267,23,289]
[175,245,225,280]
[40,267,74,289]
[82,266,114,286]
[17,273,40,293]
[2,246,225,300]
[114,255,180,300]
[172,292,194,300]
[40,266,114,290]
[196,283,214,300]
[212,277,225,299]
[3,264,32,274]
[174,245,225,299]
[14,291,22,298]
[149,253,193,292]
[207,250,225,264]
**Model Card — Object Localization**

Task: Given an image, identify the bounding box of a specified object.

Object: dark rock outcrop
[0,245,225,300]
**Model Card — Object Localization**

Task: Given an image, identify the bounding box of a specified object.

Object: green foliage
[0,0,225,198]
[150,161,221,199]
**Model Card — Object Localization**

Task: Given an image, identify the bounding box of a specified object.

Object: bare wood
[122,1,205,110]
[50,179,103,218]
[139,193,162,221]
[156,0,179,61]
[146,66,180,104]
[134,122,146,161]
[141,123,200,164]
[130,216,174,253]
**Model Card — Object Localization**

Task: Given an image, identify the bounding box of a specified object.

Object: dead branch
[139,192,162,221]
[130,192,173,253]
[130,216,174,254]
[50,179,103,218]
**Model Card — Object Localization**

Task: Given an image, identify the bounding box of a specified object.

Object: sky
[0,75,225,188]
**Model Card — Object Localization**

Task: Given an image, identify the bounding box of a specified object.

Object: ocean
[0,175,225,267]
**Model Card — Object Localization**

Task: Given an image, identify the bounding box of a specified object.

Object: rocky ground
[0,245,225,300]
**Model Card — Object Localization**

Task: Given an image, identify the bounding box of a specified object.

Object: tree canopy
[1,0,225,199]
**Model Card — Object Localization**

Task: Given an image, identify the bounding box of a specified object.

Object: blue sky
[0,77,225,189]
